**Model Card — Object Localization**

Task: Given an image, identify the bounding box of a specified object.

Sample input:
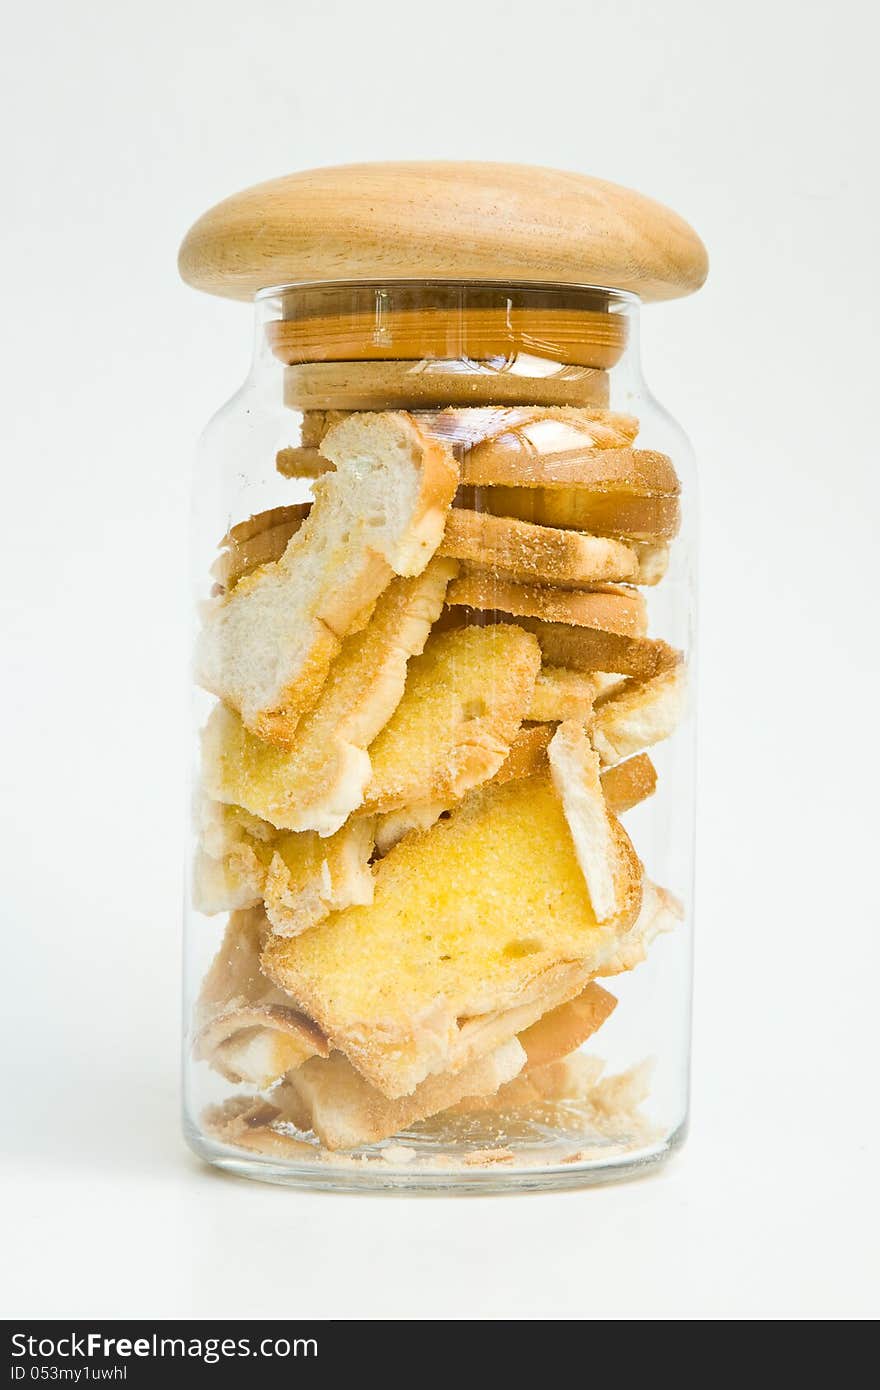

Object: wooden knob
[179,162,708,304]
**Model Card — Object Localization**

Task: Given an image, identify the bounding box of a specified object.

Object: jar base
[184,1114,687,1195]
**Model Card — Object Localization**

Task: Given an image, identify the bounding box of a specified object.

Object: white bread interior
[196,412,458,743]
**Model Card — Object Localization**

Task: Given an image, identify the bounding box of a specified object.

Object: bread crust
[439,508,638,587]
[515,982,618,1069]
[284,360,611,411]
[462,444,679,493]
[600,753,657,814]
[447,573,647,636]
[513,617,681,680]
[457,485,680,539]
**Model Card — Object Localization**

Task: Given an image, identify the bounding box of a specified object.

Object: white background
[2,0,878,1321]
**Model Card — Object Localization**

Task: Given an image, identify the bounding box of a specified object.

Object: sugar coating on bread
[457,484,681,539]
[201,558,456,834]
[371,721,553,855]
[361,623,541,815]
[631,539,670,585]
[447,572,647,636]
[262,773,642,1097]
[548,721,627,922]
[592,662,687,765]
[527,666,600,721]
[274,1039,526,1151]
[439,508,638,587]
[196,412,458,743]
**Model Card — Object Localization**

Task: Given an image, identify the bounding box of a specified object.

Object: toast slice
[275,446,331,479]
[212,504,311,592]
[193,908,328,1087]
[193,799,374,934]
[262,771,642,1098]
[370,722,554,855]
[360,623,541,815]
[514,616,680,680]
[457,485,680,540]
[516,981,618,1069]
[201,557,456,835]
[451,1051,607,1113]
[284,360,611,412]
[527,666,600,721]
[272,1039,526,1151]
[600,753,657,814]
[196,412,458,743]
[592,662,687,765]
[461,443,678,493]
[439,508,638,587]
[548,720,627,922]
[631,539,670,586]
[446,573,648,635]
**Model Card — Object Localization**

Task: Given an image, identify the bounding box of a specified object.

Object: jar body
[184,282,696,1191]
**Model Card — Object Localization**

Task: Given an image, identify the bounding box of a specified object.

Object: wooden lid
[178,162,708,304]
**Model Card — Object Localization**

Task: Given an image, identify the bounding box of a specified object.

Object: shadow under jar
[178,162,708,1192]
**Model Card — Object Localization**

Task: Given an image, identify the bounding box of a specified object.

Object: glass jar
[179,166,706,1192]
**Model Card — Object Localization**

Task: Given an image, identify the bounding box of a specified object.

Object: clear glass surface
[184,281,697,1192]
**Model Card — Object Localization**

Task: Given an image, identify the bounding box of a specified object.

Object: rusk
[548,721,626,922]
[196,794,376,935]
[592,662,687,766]
[273,1040,526,1151]
[275,446,330,479]
[196,412,458,743]
[213,504,311,591]
[303,405,639,452]
[201,558,456,835]
[371,721,554,855]
[262,772,642,1098]
[447,573,647,635]
[514,617,680,680]
[516,982,618,1069]
[599,753,657,814]
[457,484,680,539]
[461,444,678,493]
[527,666,601,721]
[283,359,611,412]
[193,908,328,1087]
[439,509,639,586]
[361,624,541,815]
[598,877,683,976]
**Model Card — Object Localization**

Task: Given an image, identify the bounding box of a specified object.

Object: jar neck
[250,280,643,410]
